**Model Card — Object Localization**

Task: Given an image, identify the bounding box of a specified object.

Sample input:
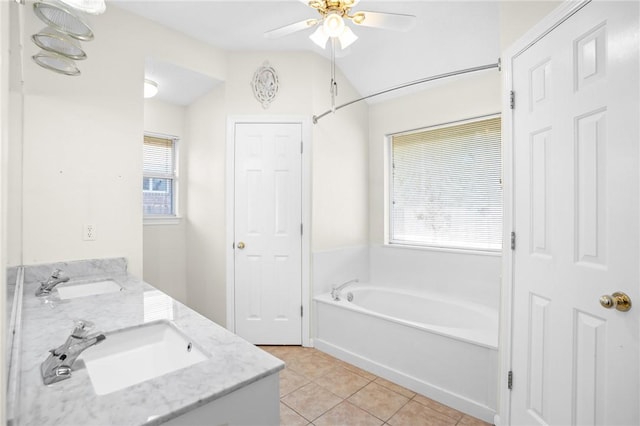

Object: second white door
[510,1,639,424]
[234,122,303,345]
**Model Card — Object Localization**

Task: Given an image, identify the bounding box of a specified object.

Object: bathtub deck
[260,345,492,426]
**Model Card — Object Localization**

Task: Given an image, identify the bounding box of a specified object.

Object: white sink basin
[56,280,122,300]
[80,321,208,395]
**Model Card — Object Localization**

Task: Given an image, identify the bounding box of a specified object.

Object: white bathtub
[313,285,498,423]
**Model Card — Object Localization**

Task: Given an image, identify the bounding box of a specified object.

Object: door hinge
[301,223,303,235]
[510,231,516,250]
[508,370,513,390]
[301,305,303,317]
[301,141,303,154]
[510,91,515,109]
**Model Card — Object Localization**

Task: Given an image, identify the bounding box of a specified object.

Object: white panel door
[511,1,639,425]
[234,123,302,345]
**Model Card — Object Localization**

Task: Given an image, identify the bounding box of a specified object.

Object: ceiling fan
[264,0,417,49]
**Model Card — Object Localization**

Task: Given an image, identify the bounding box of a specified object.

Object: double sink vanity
[6,258,284,425]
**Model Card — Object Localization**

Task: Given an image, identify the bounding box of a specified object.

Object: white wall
[499,1,562,51]
[18,6,144,275]
[311,55,369,252]
[184,52,369,326]
[185,84,227,325]
[9,4,227,278]
[143,99,188,303]
[307,54,370,302]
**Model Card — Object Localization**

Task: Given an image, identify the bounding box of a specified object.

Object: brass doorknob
[599,291,632,312]
[237,242,245,250]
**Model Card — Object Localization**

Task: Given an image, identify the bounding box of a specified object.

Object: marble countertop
[12,259,284,426]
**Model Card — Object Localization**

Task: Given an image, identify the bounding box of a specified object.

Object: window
[390,116,502,251]
[143,135,177,216]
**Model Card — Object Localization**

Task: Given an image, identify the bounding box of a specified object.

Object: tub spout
[331,278,359,301]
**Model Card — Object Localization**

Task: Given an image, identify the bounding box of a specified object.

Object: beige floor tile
[387,400,458,426]
[314,366,372,398]
[374,377,416,399]
[281,382,342,422]
[313,350,346,363]
[335,359,378,381]
[314,401,384,426]
[280,402,309,426]
[412,394,463,421]
[274,346,477,426]
[348,382,410,421]
[457,414,493,426]
[260,345,315,364]
[280,368,311,397]
[287,353,340,380]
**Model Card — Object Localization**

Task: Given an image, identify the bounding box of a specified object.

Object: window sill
[144,216,182,226]
[384,242,502,257]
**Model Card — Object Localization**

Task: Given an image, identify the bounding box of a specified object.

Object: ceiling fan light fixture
[323,12,345,37]
[309,25,329,49]
[351,11,366,25]
[58,0,106,15]
[338,26,358,49]
[32,26,87,60]
[144,79,159,98]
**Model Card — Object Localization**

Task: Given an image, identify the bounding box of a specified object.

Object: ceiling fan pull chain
[330,37,337,112]
[331,79,338,113]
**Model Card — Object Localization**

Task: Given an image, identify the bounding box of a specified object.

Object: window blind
[143,136,174,176]
[143,135,176,216]
[391,116,502,251]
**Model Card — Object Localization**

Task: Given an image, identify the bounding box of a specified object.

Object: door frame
[225,115,312,347]
[498,1,591,424]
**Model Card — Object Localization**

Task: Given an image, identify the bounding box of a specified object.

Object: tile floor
[259,345,492,426]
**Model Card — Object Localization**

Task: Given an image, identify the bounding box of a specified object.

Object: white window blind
[143,135,176,216]
[390,116,502,251]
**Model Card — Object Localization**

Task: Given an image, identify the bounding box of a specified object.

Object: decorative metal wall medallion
[252,61,279,109]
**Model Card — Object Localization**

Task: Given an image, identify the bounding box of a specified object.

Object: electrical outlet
[83,224,96,241]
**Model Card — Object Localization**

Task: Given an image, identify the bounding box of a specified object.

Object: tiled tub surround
[8,259,284,426]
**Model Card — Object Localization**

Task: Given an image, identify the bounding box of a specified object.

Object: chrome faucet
[41,321,105,385]
[331,278,359,301]
[35,269,70,296]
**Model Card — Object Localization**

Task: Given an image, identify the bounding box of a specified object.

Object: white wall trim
[143,216,182,226]
[225,115,312,347]
[498,1,591,424]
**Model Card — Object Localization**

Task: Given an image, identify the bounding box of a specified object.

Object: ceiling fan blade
[264,19,319,39]
[351,11,416,32]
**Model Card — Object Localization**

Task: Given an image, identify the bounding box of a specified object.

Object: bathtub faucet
[331,278,359,301]
[35,268,70,296]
